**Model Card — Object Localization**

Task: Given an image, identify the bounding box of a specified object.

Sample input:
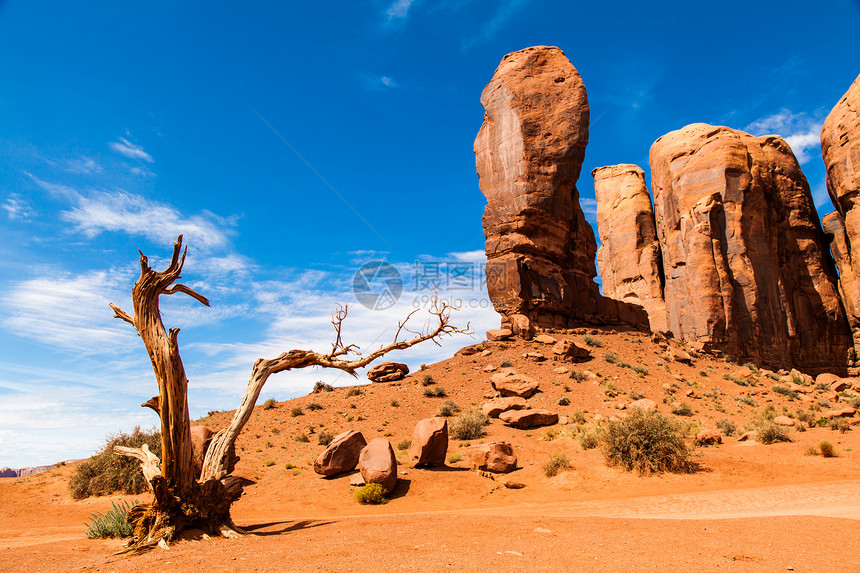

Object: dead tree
[108,235,469,552]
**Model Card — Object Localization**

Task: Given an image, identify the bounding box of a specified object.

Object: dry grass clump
[449,409,489,440]
[600,409,694,475]
[313,381,334,393]
[542,452,572,477]
[424,385,447,398]
[755,421,791,444]
[437,399,460,417]
[806,440,838,457]
[68,427,162,500]
[715,418,737,436]
[261,398,277,410]
[317,429,335,446]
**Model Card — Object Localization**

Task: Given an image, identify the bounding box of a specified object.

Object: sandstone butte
[821,72,860,360]
[592,164,668,333]
[649,123,852,372]
[474,45,647,338]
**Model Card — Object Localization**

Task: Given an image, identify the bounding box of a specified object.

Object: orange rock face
[593,164,668,332]
[475,46,646,336]
[822,73,860,361]
[650,123,852,371]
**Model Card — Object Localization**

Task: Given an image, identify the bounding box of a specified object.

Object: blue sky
[1,0,859,468]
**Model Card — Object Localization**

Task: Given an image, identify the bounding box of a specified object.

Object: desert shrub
[317,429,335,446]
[604,351,619,365]
[630,391,646,401]
[262,458,276,467]
[449,409,489,440]
[734,395,757,407]
[397,439,412,451]
[557,395,570,406]
[569,370,587,382]
[632,365,648,377]
[420,363,428,371]
[437,399,460,417]
[284,462,296,469]
[830,418,850,433]
[345,387,363,397]
[723,373,751,387]
[600,409,693,475]
[715,418,737,436]
[773,385,799,400]
[570,410,588,424]
[698,370,709,378]
[795,409,816,427]
[390,399,400,407]
[756,422,791,445]
[291,406,304,417]
[261,398,277,410]
[306,402,323,411]
[542,452,571,477]
[578,428,599,450]
[354,483,388,505]
[313,381,334,393]
[69,427,162,500]
[85,500,136,539]
[500,360,512,368]
[742,362,759,374]
[671,403,693,417]
[447,452,462,464]
[207,410,223,417]
[424,385,447,398]
[818,440,838,458]
[421,374,435,386]
[295,433,310,443]
[583,335,604,348]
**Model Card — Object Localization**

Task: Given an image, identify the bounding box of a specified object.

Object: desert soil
[2,330,859,572]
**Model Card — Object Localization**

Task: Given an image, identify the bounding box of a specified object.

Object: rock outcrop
[822,73,860,362]
[408,417,448,467]
[314,430,367,477]
[475,45,647,336]
[593,164,668,332]
[367,362,409,382]
[650,123,852,371]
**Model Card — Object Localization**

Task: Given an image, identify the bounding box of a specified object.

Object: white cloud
[2,193,35,221]
[386,0,416,20]
[361,73,402,91]
[462,0,527,50]
[580,197,598,219]
[30,176,233,251]
[744,109,823,164]
[109,137,154,163]
[64,156,102,174]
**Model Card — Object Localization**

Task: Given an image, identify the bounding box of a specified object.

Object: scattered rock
[534,334,557,344]
[367,362,409,383]
[499,409,559,429]
[628,398,657,412]
[480,350,493,357]
[314,430,367,477]
[552,339,591,361]
[822,407,856,419]
[458,344,484,356]
[491,372,540,398]
[830,378,854,393]
[668,347,693,364]
[695,430,722,446]
[408,417,449,467]
[486,328,513,341]
[816,373,841,387]
[482,397,528,418]
[349,473,365,487]
[504,479,526,489]
[483,364,498,373]
[738,431,757,442]
[358,438,398,493]
[733,366,754,380]
[468,442,517,473]
[553,366,570,375]
[773,416,795,427]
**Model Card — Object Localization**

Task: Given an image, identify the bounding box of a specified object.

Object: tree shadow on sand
[240,520,334,536]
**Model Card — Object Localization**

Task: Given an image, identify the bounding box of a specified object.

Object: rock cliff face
[475,46,646,335]
[593,164,668,332]
[650,123,852,371]
[822,73,860,359]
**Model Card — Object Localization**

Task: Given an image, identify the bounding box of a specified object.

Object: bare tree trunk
[110,236,469,552]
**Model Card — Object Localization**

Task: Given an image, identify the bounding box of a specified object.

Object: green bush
[447,452,462,464]
[85,500,136,539]
[449,409,489,440]
[542,453,571,477]
[600,409,694,475]
[818,440,838,457]
[578,428,599,450]
[69,427,162,500]
[500,360,512,368]
[437,399,460,417]
[261,398,277,410]
[354,483,388,504]
[604,351,619,365]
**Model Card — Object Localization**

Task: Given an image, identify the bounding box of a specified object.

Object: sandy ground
[2,331,860,571]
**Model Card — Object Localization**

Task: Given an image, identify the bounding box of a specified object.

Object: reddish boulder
[629,398,657,412]
[358,438,398,493]
[367,362,409,382]
[486,328,513,341]
[593,164,668,332]
[491,372,540,398]
[468,442,517,473]
[822,74,860,364]
[822,407,856,419]
[481,396,528,418]
[408,417,448,467]
[314,430,367,477]
[499,409,558,429]
[695,430,722,446]
[552,339,591,361]
[650,123,852,372]
[475,46,647,336]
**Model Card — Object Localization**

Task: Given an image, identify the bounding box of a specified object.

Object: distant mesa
[0,464,57,478]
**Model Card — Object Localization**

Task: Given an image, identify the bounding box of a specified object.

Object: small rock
[468,442,517,473]
[822,407,856,419]
[629,398,657,412]
[533,527,552,534]
[738,431,757,442]
[534,334,557,344]
[483,364,498,372]
[773,416,795,427]
[732,366,754,380]
[499,409,559,429]
[830,378,854,393]
[482,397,528,418]
[815,373,840,387]
[486,328,513,341]
[349,473,366,487]
[525,352,547,361]
[491,372,540,398]
[669,347,693,364]
[504,479,525,489]
[480,350,493,357]
[696,430,722,446]
[552,339,592,361]
[367,362,409,382]
[553,366,570,375]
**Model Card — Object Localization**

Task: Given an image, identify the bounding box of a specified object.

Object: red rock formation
[592,164,668,332]
[650,123,851,372]
[822,73,860,362]
[475,46,646,336]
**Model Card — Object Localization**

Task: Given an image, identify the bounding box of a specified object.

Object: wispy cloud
[64,156,102,174]
[30,176,234,251]
[361,73,402,91]
[2,193,35,221]
[580,197,598,219]
[109,137,154,163]
[744,109,823,164]
[386,0,416,20]
[462,0,528,50]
